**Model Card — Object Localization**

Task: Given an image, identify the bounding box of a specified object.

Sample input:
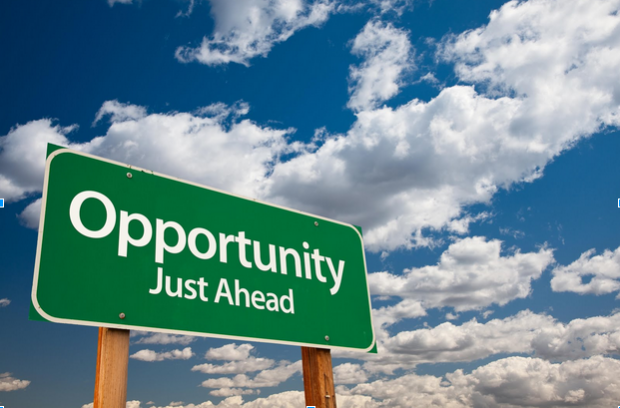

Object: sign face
[32,147,375,352]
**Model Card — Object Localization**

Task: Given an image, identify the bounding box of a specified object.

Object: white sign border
[32,147,376,353]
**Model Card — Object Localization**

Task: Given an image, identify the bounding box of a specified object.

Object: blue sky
[2,0,620,407]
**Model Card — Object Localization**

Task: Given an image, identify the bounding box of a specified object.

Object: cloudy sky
[2,0,620,407]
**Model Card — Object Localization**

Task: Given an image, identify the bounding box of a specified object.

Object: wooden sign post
[302,347,337,408]
[94,328,130,408]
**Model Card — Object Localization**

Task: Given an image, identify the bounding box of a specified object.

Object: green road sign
[31,147,375,352]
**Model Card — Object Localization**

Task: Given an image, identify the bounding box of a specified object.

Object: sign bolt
[126,172,133,179]
[325,335,329,341]
[119,313,126,319]
[314,221,319,227]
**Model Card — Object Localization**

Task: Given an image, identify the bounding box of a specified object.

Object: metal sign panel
[32,147,375,352]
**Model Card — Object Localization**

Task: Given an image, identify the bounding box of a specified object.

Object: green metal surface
[31,147,375,352]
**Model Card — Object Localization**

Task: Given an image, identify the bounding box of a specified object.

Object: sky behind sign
[1,0,620,407]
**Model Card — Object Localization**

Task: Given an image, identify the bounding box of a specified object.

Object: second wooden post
[301,347,337,408]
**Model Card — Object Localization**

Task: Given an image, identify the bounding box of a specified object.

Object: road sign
[31,146,375,352]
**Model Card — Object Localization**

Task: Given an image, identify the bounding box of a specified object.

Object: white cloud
[18,198,41,229]
[107,0,133,6]
[93,100,147,125]
[370,298,426,345]
[83,354,620,407]
[82,402,141,408]
[134,333,196,346]
[348,20,413,112]
[0,372,30,391]
[192,358,274,374]
[205,343,255,361]
[345,355,620,408]
[333,363,369,384]
[209,388,260,397]
[445,312,459,321]
[0,102,298,230]
[130,347,194,362]
[81,353,620,407]
[176,0,197,18]
[0,119,80,202]
[175,0,335,66]
[368,237,554,312]
[6,0,620,251]
[369,0,412,15]
[265,0,620,251]
[200,360,301,388]
[350,310,620,374]
[0,298,11,307]
[551,246,620,295]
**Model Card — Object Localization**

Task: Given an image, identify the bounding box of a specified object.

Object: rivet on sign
[127,172,133,179]
[119,313,126,319]
[314,221,319,227]
[325,335,330,341]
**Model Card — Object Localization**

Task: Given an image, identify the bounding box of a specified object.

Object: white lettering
[279,247,301,277]
[149,267,163,294]
[280,289,294,314]
[236,232,253,269]
[253,241,276,272]
[219,233,236,264]
[214,278,233,305]
[251,290,265,310]
[184,279,197,300]
[155,219,186,264]
[69,191,116,238]
[235,279,250,307]
[326,258,345,295]
[118,211,152,257]
[188,228,216,260]
[198,277,209,302]
[266,293,279,311]
[311,248,326,283]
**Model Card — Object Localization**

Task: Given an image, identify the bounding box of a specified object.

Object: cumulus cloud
[369,0,412,15]
[6,0,620,252]
[265,0,620,251]
[0,298,11,307]
[18,198,42,229]
[145,392,303,408]
[0,101,299,229]
[107,0,133,6]
[369,236,554,312]
[333,363,369,384]
[176,0,197,18]
[205,343,255,361]
[348,20,413,112]
[175,0,334,66]
[93,100,147,125]
[82,402,141,408]
[370,298,426,345]
[126,355,620,407]
[192,358,274,375]
[133,333,197,346]
[130,347,194,362]
[349,310,620,373]
[345,355,620,408]
[551,246,620,295]
[200,360,301,388]
[0,372,30,391]
[0,119,80,203]
[209,388,260,397]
